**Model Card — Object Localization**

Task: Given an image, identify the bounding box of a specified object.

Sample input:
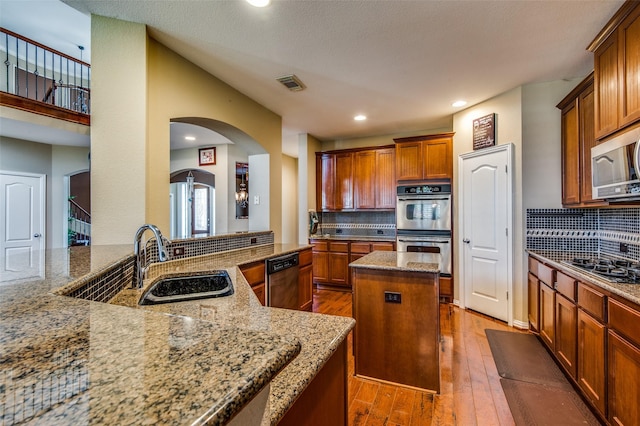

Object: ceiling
[1,0,625,157]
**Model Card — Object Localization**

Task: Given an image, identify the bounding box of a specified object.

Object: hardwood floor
[312,288,525,426]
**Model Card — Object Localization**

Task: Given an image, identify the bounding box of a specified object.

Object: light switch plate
[254,195,260,204]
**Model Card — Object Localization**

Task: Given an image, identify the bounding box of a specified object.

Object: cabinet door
[528,272,540,331]
[555,294,577,378]
[594,35,619,139]
[371,242,394,251]
[318,154,335,210]
[619,5,640,127]
[335,153,353,209]
[395,142,423,181]
[353,150,376,209]
[540,282,556,350]
[579,84,600,204]
[299,264,313,311]
[375,148,396,209]
[329,252,350,286]
[312,251,329,283]
[577,309,606,417]
[423,137,452,180]
[608,330,640,426]
[561,100,581,205]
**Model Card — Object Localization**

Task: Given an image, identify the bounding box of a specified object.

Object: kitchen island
[0,240,354,425]
[350,251,441,393]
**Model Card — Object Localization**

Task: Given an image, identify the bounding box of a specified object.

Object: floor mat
[485,329,570,389]
[485,329,601,426]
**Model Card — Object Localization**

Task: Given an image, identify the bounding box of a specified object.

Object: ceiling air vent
[276,74,306,92]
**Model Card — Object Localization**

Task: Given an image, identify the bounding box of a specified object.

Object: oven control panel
[397,184,451,195]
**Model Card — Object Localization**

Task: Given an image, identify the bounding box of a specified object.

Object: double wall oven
[396,184,452,277]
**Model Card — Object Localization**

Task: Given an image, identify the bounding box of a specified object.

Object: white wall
[281,154,298,244]
[248,154,270,232]
[522,78,583,210]
[298,133,323,244]
[51,145,90,248]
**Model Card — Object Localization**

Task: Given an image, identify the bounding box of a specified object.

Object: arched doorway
[170,169,215,239]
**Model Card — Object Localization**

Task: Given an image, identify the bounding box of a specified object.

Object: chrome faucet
[133,224,170,289]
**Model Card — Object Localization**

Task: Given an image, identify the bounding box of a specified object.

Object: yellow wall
[90,16,284,244]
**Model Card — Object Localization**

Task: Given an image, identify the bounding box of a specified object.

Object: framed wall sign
[473,113,496,150]
[198,147,216,166]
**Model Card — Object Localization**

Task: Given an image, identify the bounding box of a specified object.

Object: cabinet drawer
[240,261,266,286]
[556,271,577,302]
[311,241,328,251]
[528,256,540,276]
[538,263,556,287]
[299,248,313,267]
[329,242,349,253]
[609,298,640,348]
[350,242,371,254]
[578,283,606,322]
[372,242,394,251]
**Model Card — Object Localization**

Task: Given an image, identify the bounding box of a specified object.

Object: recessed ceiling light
[354,115,367,121]
[185,136,196,141]
[452,100,467,108]
[247,0,270,7]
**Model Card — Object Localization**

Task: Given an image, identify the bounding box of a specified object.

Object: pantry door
[459,144,513,323]
[0,172,46,283]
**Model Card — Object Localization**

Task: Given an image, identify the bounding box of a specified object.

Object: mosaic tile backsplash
[56,231,274,303]
[316,211,396,238]
[526,208,640,261]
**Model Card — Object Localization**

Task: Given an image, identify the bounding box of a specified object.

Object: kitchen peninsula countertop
[527,250,640,305]
[349,250,440,273]
[0,243,354,425]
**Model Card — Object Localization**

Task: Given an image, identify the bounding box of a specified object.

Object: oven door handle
[397,238,450,244]
[397,196,450,202]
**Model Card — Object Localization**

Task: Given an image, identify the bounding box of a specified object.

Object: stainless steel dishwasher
[266,252,299,309]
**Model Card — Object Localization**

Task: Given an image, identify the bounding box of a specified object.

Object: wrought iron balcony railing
[0,27,90,124]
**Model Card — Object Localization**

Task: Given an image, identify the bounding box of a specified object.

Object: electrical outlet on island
[620,242,629,253]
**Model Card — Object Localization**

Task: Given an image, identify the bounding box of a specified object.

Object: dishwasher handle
[266,252,299,274]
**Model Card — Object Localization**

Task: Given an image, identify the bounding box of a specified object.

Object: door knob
[34,233,41,238]
[463,238,470,244]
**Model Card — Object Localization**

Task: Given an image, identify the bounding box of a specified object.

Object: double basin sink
[139,270,234,305]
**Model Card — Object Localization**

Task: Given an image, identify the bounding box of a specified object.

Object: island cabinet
[394,133,453,182]
[298,248,313,311]
[557,74,606,207]
[239,260,266,305]
[589,1,640,139]
[310,240,350,289]
[607,298,640,426]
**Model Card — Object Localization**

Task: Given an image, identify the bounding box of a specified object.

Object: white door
[0,172,46,283]
[459,144,513,323]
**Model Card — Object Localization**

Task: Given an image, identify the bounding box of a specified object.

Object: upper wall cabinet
[394,133,454,182]
[557,73,607,207]
[316,145,395,211]
[589,1,640,139]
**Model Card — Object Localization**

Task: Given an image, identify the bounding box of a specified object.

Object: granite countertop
[0,243,354,425]
[349,250,440,273]
[527,250,640,306]
[309,234,396,242]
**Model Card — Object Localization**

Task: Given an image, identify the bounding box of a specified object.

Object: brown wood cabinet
[318,146,395,211]
[298,248,313,311]
[528,272,540,331]
[589,1,640,139]
[529,254,640,425]
[239,260,266,305]
[311,240,350,289]
[557,74,605,207]
[394,133,454,182]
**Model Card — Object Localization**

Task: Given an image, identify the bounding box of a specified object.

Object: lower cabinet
[555,293,577,377]
[539,281,556,350]
[239,260,266,305]
[528,272,539,331]
[298,248,313,311]
[608,330,640,426]
[577,308,606,417]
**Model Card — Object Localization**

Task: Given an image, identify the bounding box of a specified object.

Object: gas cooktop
[562,257,640,284]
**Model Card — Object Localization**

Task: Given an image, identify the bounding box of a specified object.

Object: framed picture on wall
[198,147,216,166]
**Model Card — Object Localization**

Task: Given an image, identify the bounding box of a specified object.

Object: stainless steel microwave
[591,127,640,200]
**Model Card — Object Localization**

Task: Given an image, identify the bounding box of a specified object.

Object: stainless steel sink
[139,271,234,305]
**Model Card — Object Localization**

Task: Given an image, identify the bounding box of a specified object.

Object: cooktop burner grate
[563,257,640,284]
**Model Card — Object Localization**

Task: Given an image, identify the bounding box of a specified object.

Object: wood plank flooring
[312,288,526,426]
